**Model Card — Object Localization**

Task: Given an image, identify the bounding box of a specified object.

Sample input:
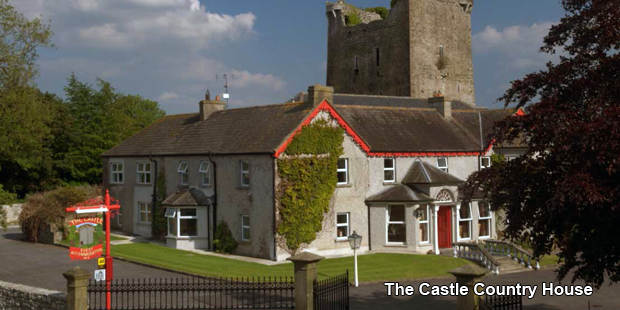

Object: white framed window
[199,161,211,187]
[437,157,448,172]
[178,162,189,186]
[480,157,491,169]
[384,158,395,183]
[240,161,250,187]
[336,213,350,240]
[241,215,250,241]
[337,158,348,185]
[136,162,151,184]
[478,202,492,238]
[458,204,472,240]
[110,162,124,184]
[165,207,197,237]
[418,205,430,244]
[138,202,152,224]
[387,205,406,244]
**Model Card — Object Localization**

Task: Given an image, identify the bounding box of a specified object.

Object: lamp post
[348,231,362,287]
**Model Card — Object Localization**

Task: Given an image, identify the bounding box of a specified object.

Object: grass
[108,242,472,282]
[539,255,560,267]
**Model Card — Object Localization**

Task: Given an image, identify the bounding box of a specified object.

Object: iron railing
[313,271,349,310]
[483,240,540,270]
[87,276,295,310]
[453,242,502,275]
[479,294,523,310]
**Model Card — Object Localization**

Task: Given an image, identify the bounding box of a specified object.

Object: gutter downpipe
[210,153,217,251]
[478,112,484,171]
[149,155,158,238]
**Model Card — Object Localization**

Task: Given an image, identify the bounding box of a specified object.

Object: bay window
[387,205,406,244]
[418,205,429,244]
[478,202,492,238]
[458,204,472,240]
[165,207,197,237]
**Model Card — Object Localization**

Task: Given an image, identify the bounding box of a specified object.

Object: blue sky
[13,0,565,114]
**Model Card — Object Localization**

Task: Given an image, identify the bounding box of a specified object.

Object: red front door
[438,206,452,248]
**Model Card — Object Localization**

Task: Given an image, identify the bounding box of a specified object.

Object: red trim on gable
[273,100,499,158]
[515,108,525,116]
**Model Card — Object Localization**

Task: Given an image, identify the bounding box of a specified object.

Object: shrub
[345,12,361,26]
[491,153,506,164]
[364,7,389,19]
[151,170,167,241]
[213,221,238,254]
[19,185,100,242]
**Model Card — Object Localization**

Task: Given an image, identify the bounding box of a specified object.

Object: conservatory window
[387,205,406,244]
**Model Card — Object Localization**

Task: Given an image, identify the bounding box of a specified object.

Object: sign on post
[98,257,106,268]
[94,269,106,282]
[68,217,104,260]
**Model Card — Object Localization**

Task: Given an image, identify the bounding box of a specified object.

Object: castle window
[354,56,359,76]
[375,48,380,67]
[440,45,444,60]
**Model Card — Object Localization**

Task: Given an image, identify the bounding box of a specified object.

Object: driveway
[0,227,185,292]
[350,268,620,310]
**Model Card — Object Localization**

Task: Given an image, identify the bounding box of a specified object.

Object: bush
[345,12,361,26]
[19,185,100,242]
[365,7,389,19]
[213,221,238,254]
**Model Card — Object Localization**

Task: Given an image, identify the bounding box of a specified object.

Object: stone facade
[1,204,22,223]
[326,0,475,104]
[0,280,67,310]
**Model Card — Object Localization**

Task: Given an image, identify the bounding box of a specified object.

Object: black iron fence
[479,294,523,310]
[87,276,295,310]
[313,271,349,310]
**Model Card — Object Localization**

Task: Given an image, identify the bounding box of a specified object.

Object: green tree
[0,1,55,196]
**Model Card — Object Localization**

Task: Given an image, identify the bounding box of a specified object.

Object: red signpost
[66,190,120,310]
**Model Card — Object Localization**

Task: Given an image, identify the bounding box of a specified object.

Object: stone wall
[1,204,22,223]
[326,0,476,105]
[0,280,67,310]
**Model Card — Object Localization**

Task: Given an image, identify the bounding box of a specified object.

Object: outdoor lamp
[348,231,362,287]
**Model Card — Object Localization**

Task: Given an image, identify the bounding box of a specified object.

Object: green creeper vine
[151,168,167,241]
[277,119,344,253]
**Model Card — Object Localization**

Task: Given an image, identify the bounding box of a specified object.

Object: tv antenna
[216,74,234,109]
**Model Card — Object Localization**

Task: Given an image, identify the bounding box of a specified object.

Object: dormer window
[178,162,189,186]
[437,157,448,172]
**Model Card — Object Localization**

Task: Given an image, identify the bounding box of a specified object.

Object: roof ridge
[418,160,432,183]
[334,93,428,100]
[217,102,305,113]
[334,104,437,112]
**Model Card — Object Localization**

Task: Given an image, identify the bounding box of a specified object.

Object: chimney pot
[205,90,210,101]
[199,96,226,121]
[428,96,452,120]
[307,84,334,107]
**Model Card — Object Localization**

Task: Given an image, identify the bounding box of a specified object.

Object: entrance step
[493,256,532,274]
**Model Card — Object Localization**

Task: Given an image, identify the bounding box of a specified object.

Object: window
[375,48,380,67]
[480,157,491,169]
[337,159,348,185]
[137,162,151,184]
[138,202,152,224]
[165,208,197,237]
[110,162,124,184]
[440,45,444,60]
[418,206,429,244]
[178,162,189,186]
[437,157,448,172]
[336,213,350,240]
[240,161,250,187]
[384,158,395,183]
[199,161,211,187]
[478,202,492,238]
[241,215,250,241]
[458,204,472,240]
[387,205,406,244]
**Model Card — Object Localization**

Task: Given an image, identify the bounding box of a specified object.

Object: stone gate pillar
[63,267,90,310]
[287,252,324,310]
[448,264,488,310]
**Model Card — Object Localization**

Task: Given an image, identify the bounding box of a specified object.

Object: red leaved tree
[461,0,620,288]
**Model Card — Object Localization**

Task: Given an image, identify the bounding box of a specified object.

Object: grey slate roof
[102,96,518,157]
[102,103,312,157]
[402,160,464,185]
[365,184,433,203]
[162,188,212,206]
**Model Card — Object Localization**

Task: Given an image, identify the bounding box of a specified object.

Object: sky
[12,0,566,114]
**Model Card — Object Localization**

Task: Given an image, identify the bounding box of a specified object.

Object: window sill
[336,183,352,188]
[136,183,153,187]
[335,238,349,243]
[385,244,408,248]
[478,236,491,239]
[166,236,205,240]
[383,181,396,186]
[239,240,251,245]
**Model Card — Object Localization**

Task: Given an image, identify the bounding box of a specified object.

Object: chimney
[199,89,226,121]
[307,84,334,107]
[428,96,452,120]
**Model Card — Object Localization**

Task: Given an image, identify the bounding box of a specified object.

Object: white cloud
[473,22,558,70]
[158,91,180,101]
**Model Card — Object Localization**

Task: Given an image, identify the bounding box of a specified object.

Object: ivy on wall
[151,168,167,241]
[277,119,344,254]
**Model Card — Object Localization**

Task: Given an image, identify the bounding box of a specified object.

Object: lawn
[539,255,560,268]
[108,242,472,282]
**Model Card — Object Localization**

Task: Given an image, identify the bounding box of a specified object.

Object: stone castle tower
[326,0,475,105]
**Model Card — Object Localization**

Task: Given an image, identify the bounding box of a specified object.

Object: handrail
[483,239,540,270]
[452,242,501,275]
